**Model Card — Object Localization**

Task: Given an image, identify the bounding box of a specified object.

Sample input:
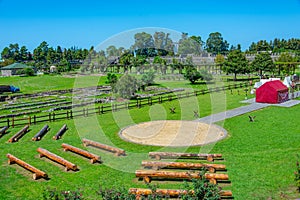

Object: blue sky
[0,0,300,52]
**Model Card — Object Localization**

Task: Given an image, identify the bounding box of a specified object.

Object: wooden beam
[82,138,126,156]
[32,125,49,141]
[62,143,101,164]
[8,125,29,143]
[129,188,233,198]
[6,153,48,180]
[37,147,78,171]
[149,152,222,162]
[53,124,68,140]
[135,170,228,183]
[0,126,8,136]
[141,161,226,173]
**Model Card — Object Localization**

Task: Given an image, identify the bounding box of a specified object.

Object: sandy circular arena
[119,120,227,147]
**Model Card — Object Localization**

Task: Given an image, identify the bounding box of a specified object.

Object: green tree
[19,46,29,62]
[251,52,275,76]
[178,33,204,55]
[33,41,49,69]
[223,50,249,80]
[184,65,202,84]
[106,73,118,89]
[153,31,174,56]
[106,45,119,57]
[141,71,156,86]
[132,32,155,56]
[114,74,138,99]
[205,32,229,54]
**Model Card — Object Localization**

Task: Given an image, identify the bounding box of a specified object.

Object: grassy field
[0,75,299,199]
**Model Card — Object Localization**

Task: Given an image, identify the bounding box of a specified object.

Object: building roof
[1,62,34,70]
[261,80,288,92]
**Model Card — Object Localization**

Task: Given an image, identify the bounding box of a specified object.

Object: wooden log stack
[32,125,49,141]
[149,152,222,162]
[6,153,48,180]
[37,147,78,171]
[135,170,229,184]
[62,143,101,164]
[0,126,8,136]
[82,138,126,156]
[53,124,68,140]
[129,188,233,198]
[8,125,30,143]
[141,161,226,173]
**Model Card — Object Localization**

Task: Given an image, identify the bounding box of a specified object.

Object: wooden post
[28,116,31,125]
[34,115,36,124]
[101,105,104,114]
[52,113,56,121]
[7,118,10,128]
[67,111,69,119]
[98,106,100,115]
[83,108,85,116]
[12,117,14,128]
[70,110,73,118]
[49,113,51,122]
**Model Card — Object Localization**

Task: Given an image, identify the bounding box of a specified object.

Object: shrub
[42,188,83,200]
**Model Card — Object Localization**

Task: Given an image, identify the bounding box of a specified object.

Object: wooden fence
[0,82,250,128]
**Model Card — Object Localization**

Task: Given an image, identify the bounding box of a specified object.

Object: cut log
[82,138,126,156]
[6,153,48,180]
[129,188,232,198]
[32,125,49,141]
[62,143,101,164]
[149,152,222,161]
[0,126,8,136]
[53,124,68,140]
[135,170,228,183]
[37,147,78,171]
[141,161,226,173]
[8,125,29,143]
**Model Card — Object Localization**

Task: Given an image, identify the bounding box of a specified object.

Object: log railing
[6,153,48,180]
[135,170,229,184]
[53,124,68,140]
[82,138,126,156]
[141,161,226,173]
[32,125,49,141]
[62,143,101,164]
[8,125,29,143]
[149,152,222,162]
[37,147,78,171]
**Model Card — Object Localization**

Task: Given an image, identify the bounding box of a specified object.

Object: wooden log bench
[82,138,126,156]
[53,124,68,140]
[135,170,229,184]
[6,153,48,180]
[0,126,8,136]
[62,143,101,164]
[149,152,222,162]
[8,125,30,143]
[32,125,50,141]
[37,147,78,171]
[129,188,233,198]
[141,161,226,173]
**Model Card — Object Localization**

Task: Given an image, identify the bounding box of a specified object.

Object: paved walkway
[197,91,300,124]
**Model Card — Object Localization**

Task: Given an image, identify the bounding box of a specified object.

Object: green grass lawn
[0,75,299,199]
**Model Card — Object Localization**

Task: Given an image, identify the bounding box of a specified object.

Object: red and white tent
[256,80,289,104]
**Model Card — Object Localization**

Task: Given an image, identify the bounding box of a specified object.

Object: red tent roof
[256,80,289,104]
[264,80,288,92]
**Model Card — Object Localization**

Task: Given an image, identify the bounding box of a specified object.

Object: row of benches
[2,124,68,142]
[6,138,126,180]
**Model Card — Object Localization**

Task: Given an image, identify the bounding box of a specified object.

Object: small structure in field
[256,80,289,104]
